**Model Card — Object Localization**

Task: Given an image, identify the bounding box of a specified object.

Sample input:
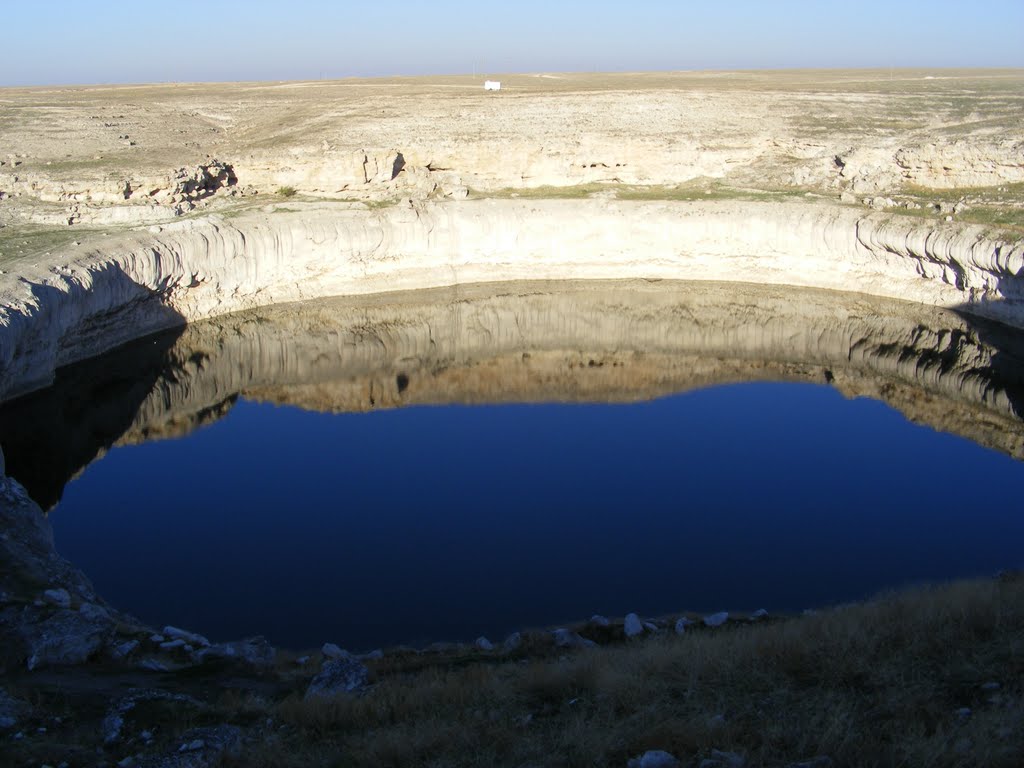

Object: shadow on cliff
[0,262,190,510]
[953,286,1024,421]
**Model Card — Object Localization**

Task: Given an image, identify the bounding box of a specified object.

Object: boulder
[703,612,729,628]
[624,613,644,638]
[674,618,692,635]
[552,628,594,649]
[502,632,522,652]
[474,636,494,651]
[304,657,369,700]
[589,614,611,627]
[21,608,111,670]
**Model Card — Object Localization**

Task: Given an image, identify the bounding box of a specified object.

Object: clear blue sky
[5,0,1022,86]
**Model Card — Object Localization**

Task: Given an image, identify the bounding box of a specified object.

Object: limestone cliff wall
[0,199,1022,402]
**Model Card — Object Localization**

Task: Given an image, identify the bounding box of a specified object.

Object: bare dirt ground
[0,69,1021,258]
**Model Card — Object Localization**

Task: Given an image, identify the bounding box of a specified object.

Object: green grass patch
[0,224,106,267]
[479,182,804,204]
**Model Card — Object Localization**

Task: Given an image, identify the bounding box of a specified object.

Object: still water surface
[49,382,1024,651]
[4,281,1023,651]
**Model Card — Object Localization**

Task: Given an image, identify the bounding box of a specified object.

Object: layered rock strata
[1,199,1022,403]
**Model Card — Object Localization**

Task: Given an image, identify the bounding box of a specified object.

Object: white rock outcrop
[1,199,1021,403]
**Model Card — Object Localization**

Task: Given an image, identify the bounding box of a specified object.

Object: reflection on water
[1,280,1023,650]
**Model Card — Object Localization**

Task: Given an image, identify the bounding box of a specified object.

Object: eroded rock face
[1,199,1022,407]
[0,475,121,670]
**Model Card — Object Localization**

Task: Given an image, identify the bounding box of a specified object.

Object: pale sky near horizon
[3,0,1022,87]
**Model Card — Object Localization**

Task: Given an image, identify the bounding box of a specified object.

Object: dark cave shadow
[952,289,1024,421]
[0,263,188,510]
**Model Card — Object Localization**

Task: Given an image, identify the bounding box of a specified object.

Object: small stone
[179,738,206,752]
[149,634,165,643]
[750,609,769,620]
[503,632,522,652]
[624,613,644,637]
[628,750,680,768]
[139,658,169,672]
[955,707,972,720]
[980,681,1001,691]
[674,618,691,635]
[160,639,187,650]
[360,649,384,660]
[589,614,610,627]
[703,612,729,627]
[117,757,136,768]
[43,589,72,608]
[295,656,310,665]
[642,621,659,633]
[321,643,349,660]
[140,730,153,740]
[474,636,494,651]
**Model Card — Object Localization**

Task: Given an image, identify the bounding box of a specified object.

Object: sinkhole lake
[3,281,1024,651]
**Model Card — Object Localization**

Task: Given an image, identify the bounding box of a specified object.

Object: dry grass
[241,576,1023,768]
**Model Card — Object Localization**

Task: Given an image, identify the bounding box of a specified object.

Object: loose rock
[22,608,111,670]
[304,657,369,700]
[703,612,729,628]
[474,636,494,651]
[552,628,593,649]
[42,588,71,608]
[193,636,276,668]
[163,626,210,647]
[624,613,644,637]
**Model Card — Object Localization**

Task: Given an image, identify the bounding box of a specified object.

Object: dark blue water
[46,380,1024,651]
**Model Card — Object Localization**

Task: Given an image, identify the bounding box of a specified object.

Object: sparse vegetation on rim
[3,576,1022,767]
